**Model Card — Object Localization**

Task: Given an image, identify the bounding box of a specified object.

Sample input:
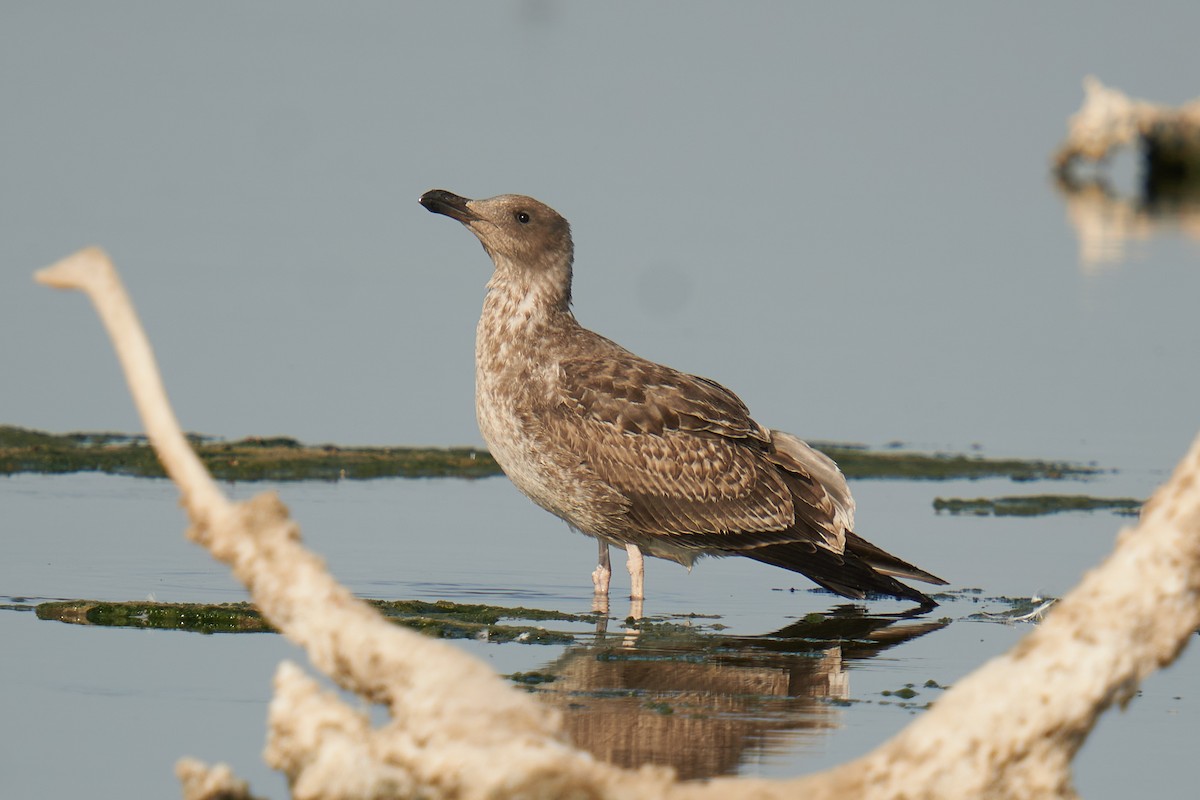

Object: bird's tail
[842,532,947,585]
[743,534,947,608]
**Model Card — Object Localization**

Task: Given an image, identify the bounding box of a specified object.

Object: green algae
[932,495,1142,518]
[370,599,588,644]
[0,425,498,481]
[370,599,592,625]
[814,442,1101,481]
[35,600,273,634]
[26,592,1011,642]
[507,671,558,685]
[1,425,1102,483]
[32,598,587,643]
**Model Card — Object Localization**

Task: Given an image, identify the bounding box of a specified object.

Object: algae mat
[0,425,1102,482]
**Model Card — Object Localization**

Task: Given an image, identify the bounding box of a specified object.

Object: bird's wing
[552,351,770,442]
[546,354,847,553]
[767,431,854,542]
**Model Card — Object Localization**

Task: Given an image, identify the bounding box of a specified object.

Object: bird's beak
[419,189,478,224]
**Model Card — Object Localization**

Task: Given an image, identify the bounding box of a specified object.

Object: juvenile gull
[419,189,947,608]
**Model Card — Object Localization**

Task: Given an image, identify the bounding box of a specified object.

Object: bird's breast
[474,309,578,520]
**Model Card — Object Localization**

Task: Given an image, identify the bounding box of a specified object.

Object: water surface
[2,471,1194,798]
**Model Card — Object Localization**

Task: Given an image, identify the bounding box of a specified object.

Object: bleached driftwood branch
[37,248,1200,799]
[1053,78,1200,268]
[1053,75,1200,174]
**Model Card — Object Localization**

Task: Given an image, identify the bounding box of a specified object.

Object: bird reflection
[528,606,948,780]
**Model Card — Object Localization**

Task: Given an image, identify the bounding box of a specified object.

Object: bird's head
[420,190,574,301]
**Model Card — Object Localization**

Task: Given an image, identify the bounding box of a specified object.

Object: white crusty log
[1053,77,1200,269]
[37,248,1200,799]
[1054,75,1200,172]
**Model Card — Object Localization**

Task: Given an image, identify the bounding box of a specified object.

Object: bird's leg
[591,542,612,616]
[626,543,645,601]
[623,553,645,642]
[591,539,612,596]
[627,597,644,623]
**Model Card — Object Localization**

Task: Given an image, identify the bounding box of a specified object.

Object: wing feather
[547,353,847,554]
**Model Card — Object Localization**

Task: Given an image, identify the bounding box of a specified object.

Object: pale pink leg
[627,597,644,624]
[626,543,645,601]
[591,539,611,596]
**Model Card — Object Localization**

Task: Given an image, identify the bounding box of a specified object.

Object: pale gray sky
[3,2,1198,474]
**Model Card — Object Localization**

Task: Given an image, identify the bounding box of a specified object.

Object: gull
[419,189,947,609]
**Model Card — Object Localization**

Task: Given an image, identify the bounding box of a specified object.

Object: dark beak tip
[418,189,443,210]
[419,189,475,222]
[419,188,460,204]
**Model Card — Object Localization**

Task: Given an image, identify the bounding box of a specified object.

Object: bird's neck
[480,257,575,335]
[476,261,579,391]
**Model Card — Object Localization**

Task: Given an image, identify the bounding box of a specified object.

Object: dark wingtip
[742,540,943,609]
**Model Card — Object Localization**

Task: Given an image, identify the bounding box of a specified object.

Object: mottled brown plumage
[419,189,946,607]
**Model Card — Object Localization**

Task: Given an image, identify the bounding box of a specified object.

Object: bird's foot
[591,563,612,595]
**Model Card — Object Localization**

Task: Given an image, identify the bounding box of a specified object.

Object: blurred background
[3,2,1198,474]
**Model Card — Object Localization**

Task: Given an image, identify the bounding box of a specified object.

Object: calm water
[1,470,1196,798]
[2,2,1199,798]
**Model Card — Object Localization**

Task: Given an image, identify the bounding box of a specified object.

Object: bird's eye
[515,211,531,224]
